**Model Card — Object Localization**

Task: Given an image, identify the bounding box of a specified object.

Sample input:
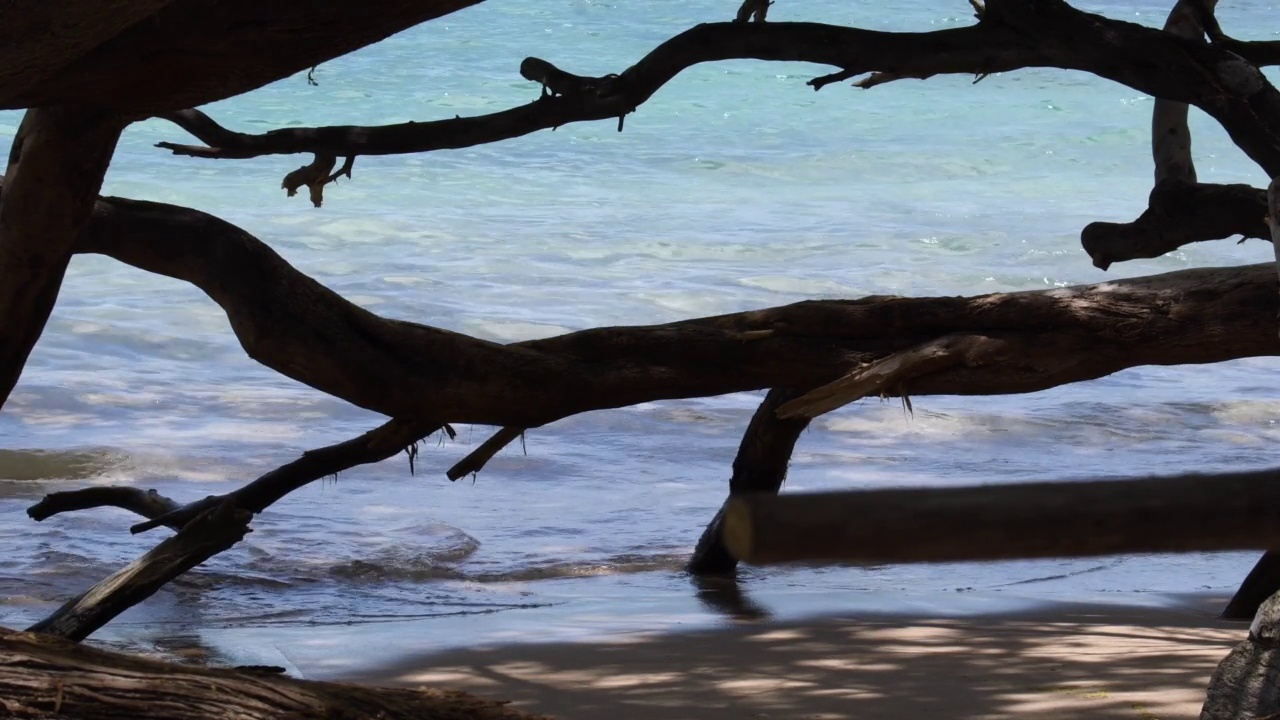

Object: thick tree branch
[156,6,1280,178]
[1152,0,1213,184]
[722,468,1280,566]
[54,185,1280,435]
[0,1,179,110]
[27,487,182,528]
[1080,179,1269,270]
[1218,38,1280,67]
[0,627,548,719]
[25,418,440,642]
[0,109,125,409]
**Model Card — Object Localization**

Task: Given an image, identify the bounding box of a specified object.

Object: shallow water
[2,0,1279,662]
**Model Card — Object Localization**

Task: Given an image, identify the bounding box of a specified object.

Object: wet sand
[342,597,1245,720]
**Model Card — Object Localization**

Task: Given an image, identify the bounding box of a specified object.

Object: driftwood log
[0,627,547,720]
[8,0,1280,662]
[721,470,1280,566]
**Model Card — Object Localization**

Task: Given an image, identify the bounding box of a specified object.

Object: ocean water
[2,0,1280,668]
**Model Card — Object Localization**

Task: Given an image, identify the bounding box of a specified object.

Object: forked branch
[156,4,1280,181]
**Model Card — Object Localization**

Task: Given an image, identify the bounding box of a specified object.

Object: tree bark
[721,469,1280,566]
[59,188,1280,428]
[0,108,123,409]
[0,627,548,720]
[688,388,810,576]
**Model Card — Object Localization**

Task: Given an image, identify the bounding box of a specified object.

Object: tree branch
[27,487,182,528]
[59,187,1280,434]
[1152,0,1214,184]
[154,5,1280,181]
[1080,179,1269,270]
[0,109,125,410]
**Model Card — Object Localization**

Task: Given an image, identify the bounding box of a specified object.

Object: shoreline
[337,594,1245,719]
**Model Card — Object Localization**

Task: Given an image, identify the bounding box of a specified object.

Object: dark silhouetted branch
[155,7,1280,179]
[448,426,526,480]
[1081,180,1269,270]
[27,487,182,528]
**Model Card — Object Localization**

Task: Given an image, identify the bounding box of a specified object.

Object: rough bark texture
[154,1,1280,178]
[0,109,124,409]
[0,628,549,720]
[1081,180,1269,270]
[722,470,1280,566]
[688,388,811,576]
[1201,591,1280,719]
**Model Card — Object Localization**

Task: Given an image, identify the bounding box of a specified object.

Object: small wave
[0,448,126,482]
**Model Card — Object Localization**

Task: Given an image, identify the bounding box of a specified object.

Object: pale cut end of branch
[777,335,975,419]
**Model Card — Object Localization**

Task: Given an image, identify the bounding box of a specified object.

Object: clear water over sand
[1,0,1278,663]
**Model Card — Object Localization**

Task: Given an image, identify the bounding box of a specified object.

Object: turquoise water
[2,0,1280,663]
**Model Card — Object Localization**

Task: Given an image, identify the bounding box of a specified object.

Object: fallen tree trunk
[721,469,1280,566]
[0,627,548,720]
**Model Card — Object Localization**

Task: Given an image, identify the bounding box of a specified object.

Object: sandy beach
[344,597,1246,720]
